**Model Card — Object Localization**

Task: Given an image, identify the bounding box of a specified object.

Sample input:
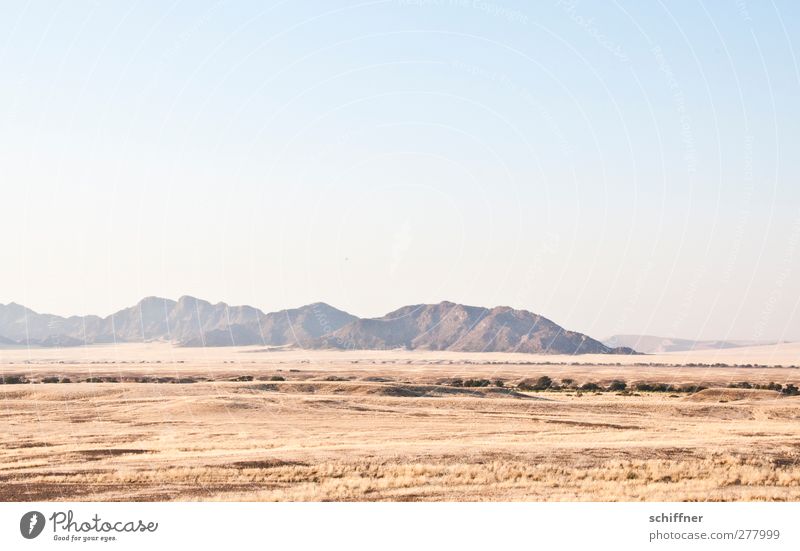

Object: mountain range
[0,297,636,354]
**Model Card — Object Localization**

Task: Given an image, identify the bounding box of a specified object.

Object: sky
[1,0,799,341]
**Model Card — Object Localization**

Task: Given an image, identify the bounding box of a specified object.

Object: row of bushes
[729,381,785,390]
[4,374,799,396]
[469,361,799,368]
[727,381,799,395]
[515,377,651,393]
[0,375,200,384]
[512,376,800,395]
[449,378,502,388]
[0,374,289,385]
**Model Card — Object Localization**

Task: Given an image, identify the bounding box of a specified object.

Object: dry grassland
[1,343,799,501]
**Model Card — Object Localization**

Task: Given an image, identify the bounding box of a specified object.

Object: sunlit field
[2,344,799,501]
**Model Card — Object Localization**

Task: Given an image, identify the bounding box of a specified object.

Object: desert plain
[2,343,800,501]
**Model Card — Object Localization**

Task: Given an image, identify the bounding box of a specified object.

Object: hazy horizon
[2,2,799,342]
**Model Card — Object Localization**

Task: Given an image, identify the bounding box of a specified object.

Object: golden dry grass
[1,344,800,501]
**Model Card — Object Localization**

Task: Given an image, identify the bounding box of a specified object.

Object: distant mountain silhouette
[603,334,775,354]
[0,298,637,354]
[0,297,355,348]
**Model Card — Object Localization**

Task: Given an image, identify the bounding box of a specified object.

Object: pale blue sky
[1,1,799,341]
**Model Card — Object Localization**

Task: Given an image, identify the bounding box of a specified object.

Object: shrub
[607,380,627,392]
[580,382,600,391]
[494,379,504,387]
[42,377,60,384]
[517,376,553,391]
[463,379,491,387]
[231,375,254,382]
[680,384,707,393]
[782,384,799,396]
[561,378,575,386]
[635,382,678,393]
[269,376,286,382]
[1,375,28,384]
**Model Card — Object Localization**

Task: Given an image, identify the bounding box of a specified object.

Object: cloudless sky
[1,0,799,341]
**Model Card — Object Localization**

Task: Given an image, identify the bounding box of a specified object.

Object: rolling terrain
[1,343,799,501]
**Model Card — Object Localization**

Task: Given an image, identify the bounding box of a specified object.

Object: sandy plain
[1,343,799,501]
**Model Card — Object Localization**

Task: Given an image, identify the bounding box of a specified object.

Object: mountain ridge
[0,297,637,354]
[0,297,356,349]
[314,301,621,354]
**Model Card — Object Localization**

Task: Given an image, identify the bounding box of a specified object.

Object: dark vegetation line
[1,373,798,396]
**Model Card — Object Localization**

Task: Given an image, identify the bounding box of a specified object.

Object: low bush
[607,380,626,392]
[680,384,707,393]
[634,382,678,393]
[519,376,554,391]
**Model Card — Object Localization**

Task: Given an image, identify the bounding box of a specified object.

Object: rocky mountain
[603,334,774,354]
[0,302,92,344]
[0,297,356,348]
[0,298,636,354]
[315,301,633,354]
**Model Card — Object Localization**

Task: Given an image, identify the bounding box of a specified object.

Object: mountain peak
[177,295,204,304]
[314,301,615,354]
